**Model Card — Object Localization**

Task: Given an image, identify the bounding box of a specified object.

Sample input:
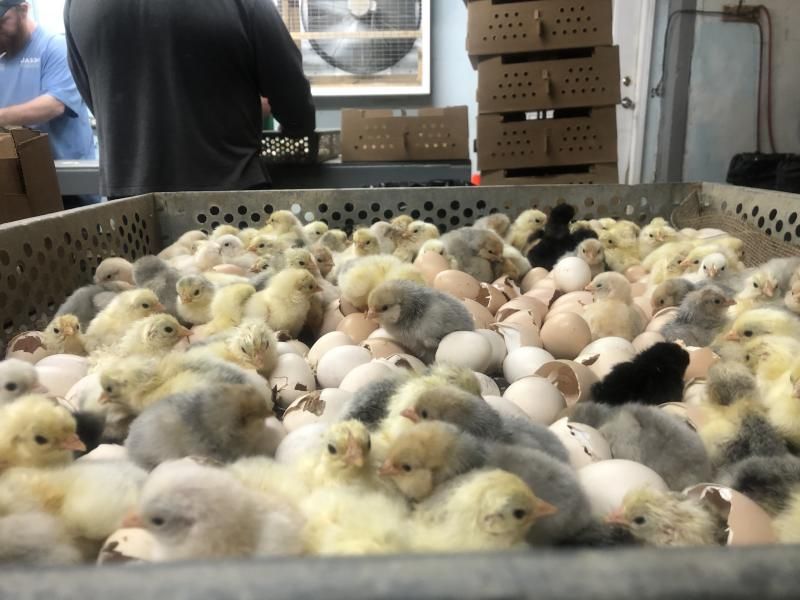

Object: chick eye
[76,324,81,331]
[420,409,429,419]
[150,517,165,527]
[721,266,726,271]
[366,437,371,450]
[659,299,665,305]
[649,234,654,239]
[105,385,114,393]
[5,382,18,392]
[633,516,646,525]
[381,305,389,312]
[327,444,337,455]
[241,346,248,354]
[744,330,754,337]
[34,435,48,445]
[401,464,412,472]
[513,509,527,520]
[194,290,200,296]
[754,282,759,288]
[596,283,602,288]
[714,299,721,305]
[259,244,265,249]
[535,219,542,224]
[142,303,150,309]
[53,328,60,335]
[693,260,699,265]
[299,261,306,266]
[365,241,371,245]
[164,327,174,334]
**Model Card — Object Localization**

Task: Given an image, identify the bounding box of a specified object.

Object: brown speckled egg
[414,251,450,285]
[540,313,592,359]
[5,330,50,364]
[337,313,379,343]
[521,267,550,293]
[434,270,481,300]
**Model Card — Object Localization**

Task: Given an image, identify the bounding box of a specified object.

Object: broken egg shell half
[492,276,522,300]
[474,371,501,397]
[337,313,379,344]
[684,346,720,381]
[632,331,664,353]
[383,353,427,374]
[414,251,451,285]
[577,459,670,520]
[575,337,637,380]
[339,361,397,394]
[549,417,611,469]
[502,346,556,383]
[268,353,317,409]
[476,283,507,315]
[434,269,481,301]
[5,330,50,364]
[436,331,493,373]
[307,331,354,368]
[97,528,156,565]
[645,306,679,333]
[491,321,542,353]
[484,395,529,420]
[524,286,559,307]
[503,376,566,425]
[496,297,549,325]
[283,388,353,432]
[362,338,408,359]
[316,345,372,389]
[540,313,592,360]
[520,267,550,293]
[684,484,778,546]
[535,360,599,405]
[500,308,544,334]
[462,298,495,330]
[549,290,593,312]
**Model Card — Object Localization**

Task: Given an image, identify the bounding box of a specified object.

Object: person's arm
[63,0,94,113]
[0,94,65,126]
[248,0,315,136]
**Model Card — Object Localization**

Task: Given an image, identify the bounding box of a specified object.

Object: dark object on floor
[726,152,800,193]
[526,204,597,270]
[591,343,690,406]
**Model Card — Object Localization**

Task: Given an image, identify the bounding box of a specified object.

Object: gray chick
[125,383,272,470]
[597,404,712,491]
[660,285,735,346]
[650,278,696,312]
[366,280,474,364]
[133,256,181,317]
[56,280,130,328]
[720,454,800,516]
[568,401,617,429]
[0,512,82,566]
[440,227,505,282]
[341,374,409,430]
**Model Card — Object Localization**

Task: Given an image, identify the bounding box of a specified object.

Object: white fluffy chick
[85,289,164,351]
[338,255,425,311]
[506,209,547,251]
[216,234,258,270]
[176,275,215,325]
[244,268,321,337]
[194,283,256,337]
[582,272,645,341]
[93,257,135,287]
[130,460,304,560]
[0,359,40,405]
[692,252,728,281]
[158,230,208,260]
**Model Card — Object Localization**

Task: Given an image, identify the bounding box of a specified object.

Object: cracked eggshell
[492,322,542,353]
[476,329,506,374]
[685,484,778,546]
[502,347,555,383]
[434,270,481,300]
[540,313,592,359]
[473,371,501,396]
[476,283,507,315]
[283,388,353,431]
[484,395,528,420]
[547,291,593,318]
[535,360,598,405]
[6,330,50,364]
[521,268,550,293]
[414,251,450,285]
[503,376,566,425]
[275,423,327,465]
[684,346,720,381]
[549,417,611,469]
[97,529,156,565]
[553,257,592,293]
[362,338,407,359]
[337,313,379,343]
[524,286,559,307]
[497,297,548,325]
[492,277,521,300]
[340,361,396,393]
[383,353,426,374]
[579,337,636,358]
[578,459,669,519]
[646,306,679,333]
[436,331,493,373]
[633,331,664,353]
[268,354,317,408]
[462,299,494,330]
[316,345,372,389]
[307,331,354,368]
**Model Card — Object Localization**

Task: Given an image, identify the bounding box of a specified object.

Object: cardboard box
[341,107,470,162]
[0,127,63,224]
[467,0,613,63]
[477,46,621,114]
[481,163,618,186]
[477,106,617,171]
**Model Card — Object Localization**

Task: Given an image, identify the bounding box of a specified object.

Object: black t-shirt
[64,0,315,197]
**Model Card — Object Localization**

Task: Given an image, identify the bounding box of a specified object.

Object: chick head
[266,210,301,234]
[700,253,727,279]
[273,268,321,297]
[322,420,371,473]
[319,229,349,252]
[141,314,192,350]
[237,228,260,247]
[352,229,379,255]
[250,257,273,274]
[516,209,547,231]
[211,225,240,240]
[122,289,164,318]
[419,239,447,256]
[0,359,39,404]
[303,221,328,242]
[227,320,277,372]
[689,286,736,317]
[742,270,779,300]
[680,246,718,273]
[1,395,85,465]
[310,245,334,278]
[366,280,406,324]
[379,422,459,501]
[723,308,800,342]
[43,314,82,348]
[577,238,605,266]
[667,250,691,276]
[177,230,208,247]
[650,279,693,312]
[176,275,214,305]
[391,215,414,230]
[94,257,133,286]
[585,272,632,302]
[401,384,479,427]
[477,232,505,264]
[247,235,285,256]
[98,359,153,406]
[284,248,317,274]
[608,487,686,544]
[640,222,677,244]
[405,221,439,242]
[217,234,244,258]
[475,470,555,539]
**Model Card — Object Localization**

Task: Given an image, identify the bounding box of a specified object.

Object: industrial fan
[300,0,422,76]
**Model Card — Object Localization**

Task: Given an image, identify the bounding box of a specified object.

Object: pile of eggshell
[4,240,774,547]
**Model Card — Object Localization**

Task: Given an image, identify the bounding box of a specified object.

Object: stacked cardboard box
[467,0,620,185]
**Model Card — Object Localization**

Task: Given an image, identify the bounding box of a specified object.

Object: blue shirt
[0,27,95,160]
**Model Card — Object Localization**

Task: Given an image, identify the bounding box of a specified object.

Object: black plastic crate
[260,130,340,165]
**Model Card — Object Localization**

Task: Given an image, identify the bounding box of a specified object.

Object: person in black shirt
[64,0,315,198]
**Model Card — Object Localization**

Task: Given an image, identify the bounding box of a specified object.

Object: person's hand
[260,97,271,117]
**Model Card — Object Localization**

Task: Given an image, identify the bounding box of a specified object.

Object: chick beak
[180,294,193,304]
[311,282,323,293]
[178,326,193,339]
[679,258,692,269]
[723,298,737,307]
[400,408,421,423]
[98,392,111,405]
[605,508,628,525]
[724,330,740,341]
[534,500,559,518]
[707,266,719,278]
[63,326,76,337]
[378,461,402,477]
[153,303,166,313]
[584,284,596,292]
[344,436,364,468]
[365,309,378,321]
[655,231,666,242]
[60,434,87,452]
[121,512,145,529]
[764,283,776,298]
[249,263,261,273]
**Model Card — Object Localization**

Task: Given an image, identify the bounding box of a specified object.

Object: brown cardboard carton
[341,107,470,162]
[0,127,63,225]
[481,163,618,186]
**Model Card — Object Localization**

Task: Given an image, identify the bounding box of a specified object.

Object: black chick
[72,410,105,455]
[526,204,597,270]
[591,342,690,406]
[721,454,800,515]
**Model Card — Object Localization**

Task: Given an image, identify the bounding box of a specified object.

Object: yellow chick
[391,215,414,230]
[335,229,381,267]
[0,395,85,470]
[194,283,256,337]
[176,275,215,325]
[237,228,260,248]
[741,335,800,384]
[506,209,547,251]
[338,255,425,311]
[582,272,645,340]
[762,360,800,447]
[42,314,86,356]
[784,281,800,315]
[303,221,329,244]
[393,221,439,262]
[310,245,335,279]
[598,230,641,273]
[262,210,304,241]
[246,234,291,258]
[681,244,740,275]
[319,229,349,253]
[84,289,164,352]
[638,219,679,258]
[411,469,556,552]
[93,257,135,287]
[104,313,191,361]
[721,308,800,343]
[607,487,725,546]
[98,356,162,415]
[244,268,321,337]
[609,220,640,243]
[228,456,310,505]
[158,230,208,260]
[729,271,780,318]
[189,319,278,376]
[210,225,240,240]
[642,241,694,272]
[297,420,378,491]
[575,238,606,277]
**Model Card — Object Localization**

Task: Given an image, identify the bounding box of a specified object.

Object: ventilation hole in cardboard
[56,246,65,259]
[758,216,765,228]
[122,215,129,226]
[766,228,772,236]
[769,208,778,221]
[776,220,784,233]
[735,203,743,215]
[6,275,16,290]
[751,206,759,217]
[785,232,793,242]
[0,251,8,267]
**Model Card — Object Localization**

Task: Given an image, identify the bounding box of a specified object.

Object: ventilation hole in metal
[477,200,487,210]
[411,210,421,219]
[0,251,8,266]
[358,211,368,220]
[371,203,380,212]
[211,222,220,230]
[344,203,354,213]
[251,213,262,223]
[786,233,792,242]
[239,221,248,230]
[776,220,784,233]
[209,205,220,216]
[224,214,234,224]
[332,212,342,221]
[64,232,72,245]
[318,204,328,214]
[122,215,129,226]
[464,208,474,218]
[450,216,460,226]
[450,201,461,210]
[790,212,798,225]
[383,210,393,219]
[437,209,447,218]
[237,205,248,216]
[424,201,434,211]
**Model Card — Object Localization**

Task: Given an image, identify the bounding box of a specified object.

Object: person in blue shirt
[0,0,94,161]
